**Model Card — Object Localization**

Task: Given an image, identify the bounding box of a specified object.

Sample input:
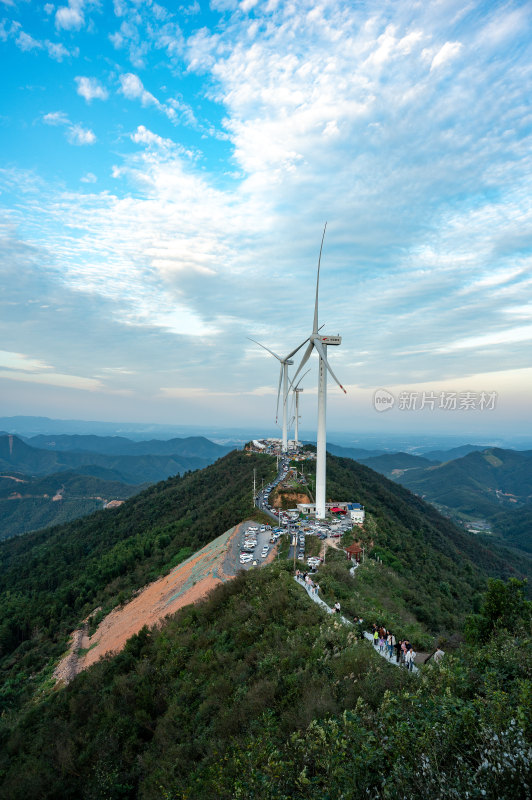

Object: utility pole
[253,468,256,505]
[291,522,296,570]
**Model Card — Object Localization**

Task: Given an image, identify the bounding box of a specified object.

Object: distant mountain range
[0,434,232,484]
[395,447,532,512]
[24,433,231,459]
[0,433,233,539]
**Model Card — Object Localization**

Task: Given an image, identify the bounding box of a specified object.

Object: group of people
[294,573,421,670]
[296,569,320,596]
[371,624,417,670]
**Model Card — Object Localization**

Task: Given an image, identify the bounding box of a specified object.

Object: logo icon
[373,388,395,412]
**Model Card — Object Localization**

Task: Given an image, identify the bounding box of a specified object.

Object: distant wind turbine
[290,369,310,447]
[290,223,346,518]
[248,338,308,452]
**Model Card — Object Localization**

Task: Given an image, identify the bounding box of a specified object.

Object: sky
[1,0,531,437]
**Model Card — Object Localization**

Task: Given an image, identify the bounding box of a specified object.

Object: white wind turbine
[248,338,308,452]
[291,224,346,518]
[290,369,310,447]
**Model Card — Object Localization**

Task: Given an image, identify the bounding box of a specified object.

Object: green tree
[465,578,531,644]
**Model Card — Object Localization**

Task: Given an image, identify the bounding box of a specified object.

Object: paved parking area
[222,520,278,573]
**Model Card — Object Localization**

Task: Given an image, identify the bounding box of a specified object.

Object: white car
[307,557,321,567]
[240,553,253,563]
[261,546,269,558]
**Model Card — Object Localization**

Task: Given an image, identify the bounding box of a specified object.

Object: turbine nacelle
[313,334,341,346]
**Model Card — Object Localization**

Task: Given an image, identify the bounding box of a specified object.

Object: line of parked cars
[260,459,290,513]
[239,524,282,565]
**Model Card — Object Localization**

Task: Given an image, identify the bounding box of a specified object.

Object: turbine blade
[313,223,327,334]
[313,338,347,394]
[290,341,314,389]
[285,336,309,360]
[247,337,282,361]
[275,364,283,422]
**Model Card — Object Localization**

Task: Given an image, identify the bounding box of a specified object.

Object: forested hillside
[0,451,277,711]
[318,456,528,627]
[0,471,143,541]
[0,564,529,799]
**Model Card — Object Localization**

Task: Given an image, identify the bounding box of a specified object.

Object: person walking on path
[394,638,401,663]
[373,629,379,648]
[405,646,416,671]
[334,601,341,614]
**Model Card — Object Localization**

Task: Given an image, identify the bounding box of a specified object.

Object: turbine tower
[248,338,307,452]
[291,224,346,518]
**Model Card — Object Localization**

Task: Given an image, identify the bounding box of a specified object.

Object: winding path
[293,574,419,674]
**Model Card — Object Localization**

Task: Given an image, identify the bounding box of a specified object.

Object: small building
[347,503,365,524]
[296,501,365,523]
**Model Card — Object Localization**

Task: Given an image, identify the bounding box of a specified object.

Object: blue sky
[1,0,531,436]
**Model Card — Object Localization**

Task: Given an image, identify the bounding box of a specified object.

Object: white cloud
[44,3,55,14]
[43,112,95,145]
[75,76,109,102]
[131,125,173,149]
[43,111,70,126]
[0,369,104,392]
[117,73,194,127]
[81,172,97,183]
[46,41,77,61]
[67,124,96,145]
[118,72,157,106]
[16,31,42,52]
[0,350,52,373]
[0,350,103,392]
[430,41,463,71]
[55,0,85,31]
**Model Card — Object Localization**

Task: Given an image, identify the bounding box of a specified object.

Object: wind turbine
[248,338,308,452]
[291,223,346,518]
[290,369,310,447]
